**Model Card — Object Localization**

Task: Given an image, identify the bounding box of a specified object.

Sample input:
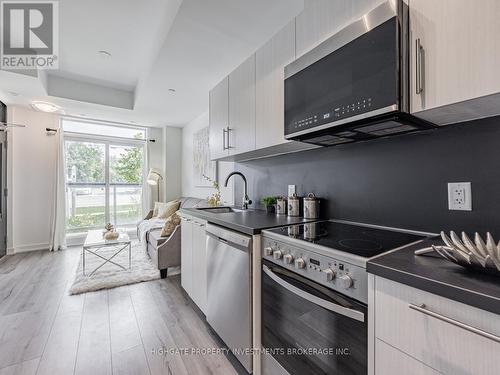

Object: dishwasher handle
[206,224,252,249]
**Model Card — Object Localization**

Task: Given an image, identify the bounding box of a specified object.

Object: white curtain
[49,127,67,251]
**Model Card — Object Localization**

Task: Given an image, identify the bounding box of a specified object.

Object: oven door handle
[263,265,365,322]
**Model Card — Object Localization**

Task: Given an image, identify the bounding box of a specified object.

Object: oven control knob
[264,247,273,256]
[295,258,306,269]
[339,274,354,289]
[273,250,283,260]
[323,268,336,281]
[283,253,294,264]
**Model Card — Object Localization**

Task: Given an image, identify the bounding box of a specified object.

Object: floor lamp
[147,169,163,202]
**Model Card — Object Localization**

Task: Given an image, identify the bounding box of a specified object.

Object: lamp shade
[146,169,162,186]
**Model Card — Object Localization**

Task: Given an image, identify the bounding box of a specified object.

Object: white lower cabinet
[191,220,207,313]
[371,276,500,375]
[180,214,207,314]
[180,215,193,294]
[375,339,442,375]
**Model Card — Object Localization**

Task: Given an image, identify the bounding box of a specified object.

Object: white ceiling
[0,0,304,127]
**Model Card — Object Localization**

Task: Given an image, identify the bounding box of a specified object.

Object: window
[63,119,146,140]
[63,120,146,234]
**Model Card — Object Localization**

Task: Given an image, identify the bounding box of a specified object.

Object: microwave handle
[415,38,424,94]
[263,265,365,322]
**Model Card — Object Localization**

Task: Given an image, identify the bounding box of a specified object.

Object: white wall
[181,111,234,205]
[146,126,182,208]
[147,126,165,208]
[164,127,182,201]
[7,106,60,253]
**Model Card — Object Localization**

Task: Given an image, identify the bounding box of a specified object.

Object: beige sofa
[138,197,208,278]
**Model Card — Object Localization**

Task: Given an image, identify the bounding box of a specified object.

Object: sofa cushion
[160,213,181,237]
[148,229,169,247]
[153,200,180,218]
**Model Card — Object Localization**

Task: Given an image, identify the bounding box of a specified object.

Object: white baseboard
[11,243,49,254]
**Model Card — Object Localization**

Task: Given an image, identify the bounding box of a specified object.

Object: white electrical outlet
[448,182,472,211]
[288,185,296,197]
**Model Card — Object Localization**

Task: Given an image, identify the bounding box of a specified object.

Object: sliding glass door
[64,134,145,234]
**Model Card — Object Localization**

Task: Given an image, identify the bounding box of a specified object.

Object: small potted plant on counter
[261,196,277,213]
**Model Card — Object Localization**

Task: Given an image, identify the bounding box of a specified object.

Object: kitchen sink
[196,206,246,214]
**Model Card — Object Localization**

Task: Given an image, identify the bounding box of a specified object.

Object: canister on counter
[288,193,301,217]
[276,196,287,215]
[303,193,320,219]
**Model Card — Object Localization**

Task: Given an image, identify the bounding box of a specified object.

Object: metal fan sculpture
[415,231,500,275]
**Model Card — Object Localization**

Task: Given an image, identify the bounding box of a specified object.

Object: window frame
[63,120,148,234]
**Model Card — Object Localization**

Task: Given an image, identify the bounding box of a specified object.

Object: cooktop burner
[266,220,427,258]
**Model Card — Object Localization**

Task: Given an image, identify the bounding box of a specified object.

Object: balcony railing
[66,183,142,233]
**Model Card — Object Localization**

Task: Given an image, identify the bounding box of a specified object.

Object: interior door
[0,102,7,258]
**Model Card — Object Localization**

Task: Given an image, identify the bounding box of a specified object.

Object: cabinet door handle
[409,303,500,344]
[226,126,232,149]
[415,38,424,94]
[222,128,227,150]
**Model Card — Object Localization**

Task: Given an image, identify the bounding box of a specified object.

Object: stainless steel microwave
[284,0,436,147]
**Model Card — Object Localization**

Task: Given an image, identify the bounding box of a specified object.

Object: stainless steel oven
[262,260,367,375]
[260,220,428,375]
[284,0,435,147]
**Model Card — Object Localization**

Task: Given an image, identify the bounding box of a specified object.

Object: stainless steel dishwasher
[206,224,252,373]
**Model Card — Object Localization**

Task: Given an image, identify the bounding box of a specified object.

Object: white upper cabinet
[209,77,229,160]
[410,0,500,121]
[228,54,256,156]
[256,21,296,149]
[295,0,352,58]
[295,0,386,58]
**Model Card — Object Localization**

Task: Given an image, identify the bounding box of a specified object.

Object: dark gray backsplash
[234,117,500,237]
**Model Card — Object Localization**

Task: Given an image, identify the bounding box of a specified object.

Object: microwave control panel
[290,97,374,134]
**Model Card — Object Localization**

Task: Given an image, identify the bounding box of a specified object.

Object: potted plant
[261,196,277,213]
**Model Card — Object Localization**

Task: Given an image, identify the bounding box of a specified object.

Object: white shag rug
[69,242,161,295]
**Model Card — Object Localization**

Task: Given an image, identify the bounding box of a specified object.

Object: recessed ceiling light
[97,50,112,59]
[8,91,19,96]
[168,88,176,93]
[31,101,62,113]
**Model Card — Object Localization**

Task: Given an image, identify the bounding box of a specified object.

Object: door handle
[263,265,365,322]
[409,303,500,344]
[415,38,424,94]
[222,128,227,150]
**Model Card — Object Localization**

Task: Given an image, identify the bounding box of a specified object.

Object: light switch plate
[448,182,472,211]
[288,185,296,197]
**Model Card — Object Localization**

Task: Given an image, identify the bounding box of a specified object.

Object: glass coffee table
[82,229,131,276]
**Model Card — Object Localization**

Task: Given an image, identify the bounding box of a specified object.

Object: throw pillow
[157,200,181,219]
[152,201,163,217]
[160,212,181,237]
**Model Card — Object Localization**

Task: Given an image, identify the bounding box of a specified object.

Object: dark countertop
[367,238,500,315]
[181,207,318,235]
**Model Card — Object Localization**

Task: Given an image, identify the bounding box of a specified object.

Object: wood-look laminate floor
[0,249,238,375]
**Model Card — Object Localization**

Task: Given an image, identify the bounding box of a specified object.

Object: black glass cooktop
[267,221,428,258]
